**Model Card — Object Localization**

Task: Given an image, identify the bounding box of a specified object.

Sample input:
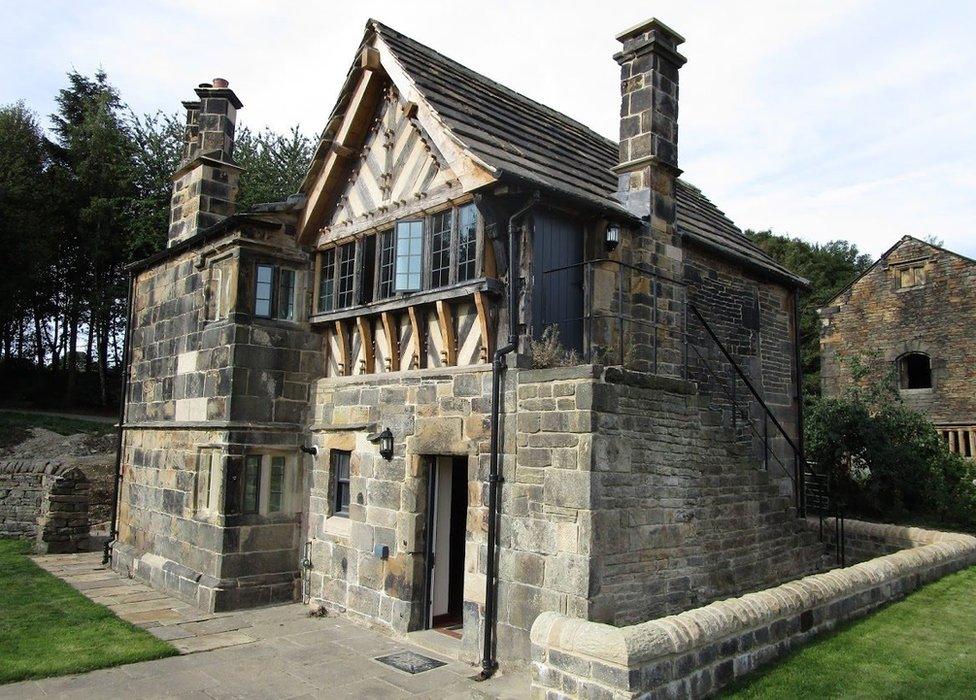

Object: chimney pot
[212,78,229,88]
[198,82,213,89]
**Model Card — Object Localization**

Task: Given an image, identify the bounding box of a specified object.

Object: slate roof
[364,21,806,287]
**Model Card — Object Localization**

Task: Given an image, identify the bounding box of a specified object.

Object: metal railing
[540,259,839,519]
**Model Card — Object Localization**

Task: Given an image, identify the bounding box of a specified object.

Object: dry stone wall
[0,460,90,553]
[531,520,976,699]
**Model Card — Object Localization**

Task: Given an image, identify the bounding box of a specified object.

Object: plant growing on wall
[529,325,580,369]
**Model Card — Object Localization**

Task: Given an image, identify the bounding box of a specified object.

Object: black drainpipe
[477,192,538,680]
[792,286,807,517]
[103,271,136,565]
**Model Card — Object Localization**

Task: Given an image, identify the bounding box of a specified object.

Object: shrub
[806,352,976,530]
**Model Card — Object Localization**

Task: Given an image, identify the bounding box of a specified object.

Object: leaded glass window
[430,210,453,288]
[268,456,285,513]
[243,455,261,514]
[336,242,356,308]
[395,220,423,292]
[318,248,336,312]
[278,269,296,320]
[456,203,478,282]
[377,230,395,299]
[255,264,274,317]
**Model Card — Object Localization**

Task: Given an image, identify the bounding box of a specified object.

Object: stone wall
[685,245,799,491]
[530,520,976,699]
[0,460,90,553]
[820,236,976,426]
[585,368,821,626]
[305,364,502,660]
[305,363,822,665]
[117,224,322,611]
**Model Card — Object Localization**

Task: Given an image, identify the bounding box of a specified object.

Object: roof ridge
[369,19,619,150]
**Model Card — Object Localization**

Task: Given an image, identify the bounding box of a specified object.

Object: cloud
[2,0,973,258]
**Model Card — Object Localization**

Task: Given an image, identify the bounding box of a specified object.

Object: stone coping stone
[0,459,77,476]
[320,362,493,387]
[531,518,976,669]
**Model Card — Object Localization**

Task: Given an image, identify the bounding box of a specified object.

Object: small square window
[331,450,351,517]
[898,265,925,288]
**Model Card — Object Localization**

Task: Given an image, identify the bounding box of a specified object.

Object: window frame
[253,262,299,321]
[898,352,933,390]
[254,264,275,319]
[394,219,425,293]
[243,454,262,514]
[331,450,352,518]
[314,202,484,315]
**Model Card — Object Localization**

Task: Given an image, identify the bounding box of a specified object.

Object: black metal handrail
[540,259,818,516]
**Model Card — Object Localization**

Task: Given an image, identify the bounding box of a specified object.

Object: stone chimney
[613,19,686,275]
[614,19,688,374]
[167,79,244,247]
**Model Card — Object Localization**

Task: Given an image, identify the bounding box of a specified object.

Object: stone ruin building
[110,17,827,676]
[819,235,976,459]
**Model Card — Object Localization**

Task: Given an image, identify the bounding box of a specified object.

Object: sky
[2,0,974,259]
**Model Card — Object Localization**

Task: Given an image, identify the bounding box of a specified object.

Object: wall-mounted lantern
[605,223,621,252]
[369,428,395,461]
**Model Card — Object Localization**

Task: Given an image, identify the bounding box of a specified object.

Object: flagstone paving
[4,552,529,698]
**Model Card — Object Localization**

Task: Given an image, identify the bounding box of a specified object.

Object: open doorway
[423,455,467,636]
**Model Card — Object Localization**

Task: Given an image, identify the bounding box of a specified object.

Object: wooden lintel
[473,291,493,362]
[381,312,400,372]
[357,316,375,374]
[436,300,457,366]
[408,305,425,370]
[334,320,350,376]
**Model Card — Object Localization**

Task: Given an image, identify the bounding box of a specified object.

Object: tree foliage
[746,230,873,395]
[807,352,976,530]
[0,69,314,409]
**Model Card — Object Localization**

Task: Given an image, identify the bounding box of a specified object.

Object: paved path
[4,553,529,699]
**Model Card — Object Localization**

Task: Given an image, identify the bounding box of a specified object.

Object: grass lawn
[723,565,976,698]
[0,410,114,449]
[0,540,177,684]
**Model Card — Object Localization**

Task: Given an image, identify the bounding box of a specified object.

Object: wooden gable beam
[408,305,426,370]
[473,291,493,362]
[381,312,400,371]
[372,36,496,194]
[436,300,457,366]
[356,316,375,374]
[334,320,350,376]
[299,67,385,242]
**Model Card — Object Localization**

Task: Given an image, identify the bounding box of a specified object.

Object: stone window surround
[252,260,301,321]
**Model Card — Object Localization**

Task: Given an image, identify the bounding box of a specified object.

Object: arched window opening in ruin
[899,352,932,389]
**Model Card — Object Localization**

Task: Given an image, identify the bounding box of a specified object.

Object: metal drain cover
[375,651,446,674]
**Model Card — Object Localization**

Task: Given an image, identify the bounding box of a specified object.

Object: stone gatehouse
[819,235,976,458]
[112,17,820,669]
